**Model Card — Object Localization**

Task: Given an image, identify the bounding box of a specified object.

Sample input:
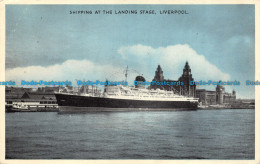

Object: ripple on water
[5,109,255,159]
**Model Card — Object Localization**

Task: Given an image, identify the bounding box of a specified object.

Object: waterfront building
[5,86,34,105]
[195,85,236,105]
[21,92,57,104]
[178,61,196,97]
[195,89,217,105]
[223,90,236,104]
[37,86,61,93]
[231,99,254,108]
[152,65,164,82]
[150,62,196,97]
[150,62,236,106]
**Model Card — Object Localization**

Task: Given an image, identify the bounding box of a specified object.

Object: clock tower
[178,61,196,97]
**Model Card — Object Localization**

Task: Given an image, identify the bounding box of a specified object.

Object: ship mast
[125,65,128,83]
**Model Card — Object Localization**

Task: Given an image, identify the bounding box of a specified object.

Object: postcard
[0,0,259,163]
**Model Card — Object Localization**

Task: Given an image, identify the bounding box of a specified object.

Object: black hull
[55,93,198,112]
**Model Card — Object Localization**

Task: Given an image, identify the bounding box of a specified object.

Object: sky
[5,5,255,99]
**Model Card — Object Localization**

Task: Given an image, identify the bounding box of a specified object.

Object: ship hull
[55,93,198,112]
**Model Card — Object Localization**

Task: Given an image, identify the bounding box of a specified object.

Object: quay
[5,86,60,112]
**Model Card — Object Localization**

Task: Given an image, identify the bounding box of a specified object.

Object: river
[5,109,254,159]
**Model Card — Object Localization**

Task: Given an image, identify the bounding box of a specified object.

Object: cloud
[5,44,231,91]
[5,59,126,86]
[118,44,156,59]
[118,44,230,81]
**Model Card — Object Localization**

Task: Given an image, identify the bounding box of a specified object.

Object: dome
[135,76,146,82]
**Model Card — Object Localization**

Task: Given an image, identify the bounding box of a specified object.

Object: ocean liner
[55,75,199,112]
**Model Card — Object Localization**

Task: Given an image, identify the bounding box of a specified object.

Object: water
[5,109,255,159]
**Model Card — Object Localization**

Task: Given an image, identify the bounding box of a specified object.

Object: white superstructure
[104,85,198,102]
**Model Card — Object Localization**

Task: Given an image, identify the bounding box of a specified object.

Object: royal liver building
[150,61,196,97]
[150,61,236,105]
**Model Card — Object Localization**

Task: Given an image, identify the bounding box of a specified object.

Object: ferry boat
[55,77,199,112]
[6,102,58,112]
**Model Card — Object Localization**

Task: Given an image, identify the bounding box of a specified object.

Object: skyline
[5,5,255,98]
